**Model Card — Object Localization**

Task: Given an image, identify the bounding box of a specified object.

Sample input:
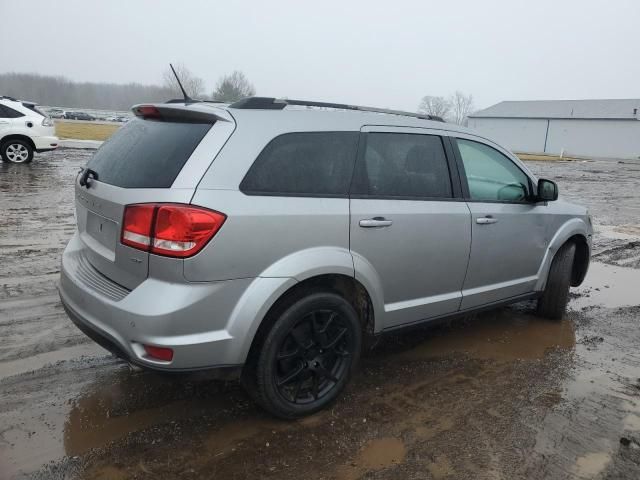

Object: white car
[0,96,59,163]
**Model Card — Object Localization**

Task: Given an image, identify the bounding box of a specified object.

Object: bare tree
[212,71,256,102]
[450,91,474,125]
[417,95,451,120]
[162,63,205,99]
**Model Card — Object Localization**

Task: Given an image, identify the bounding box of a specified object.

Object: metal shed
[468,99,640,159]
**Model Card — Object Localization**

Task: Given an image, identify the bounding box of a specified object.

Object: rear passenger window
[353,133,452,198]
[240,132,359,196]
[0,105,24,118]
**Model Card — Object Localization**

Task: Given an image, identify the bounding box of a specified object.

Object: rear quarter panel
[186,190,351,281]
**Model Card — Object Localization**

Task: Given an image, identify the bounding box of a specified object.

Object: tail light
[133,105,162,119]
[121,204,226,258]
[42,117,53,127]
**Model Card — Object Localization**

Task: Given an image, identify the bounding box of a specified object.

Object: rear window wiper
[79,168,99,188]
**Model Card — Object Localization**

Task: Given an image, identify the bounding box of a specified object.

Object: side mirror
[537,179,558,201]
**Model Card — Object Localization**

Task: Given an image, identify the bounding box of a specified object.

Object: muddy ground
[1,152,640,479]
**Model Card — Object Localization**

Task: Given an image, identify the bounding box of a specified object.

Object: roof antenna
[170,63,194,104]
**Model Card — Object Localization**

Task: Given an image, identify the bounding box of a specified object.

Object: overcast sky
[1,0,638,111]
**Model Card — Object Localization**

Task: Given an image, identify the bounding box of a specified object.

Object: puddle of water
[398,310,575,362]
[573,451,612,478]
[62,371,231,457]
[598,224,640,241]
[574,262,640,309]
[205,418,283,457]
[87,465,128,480]
[338,437,406,479]
[624,414,640,431]
[0,368,240,478]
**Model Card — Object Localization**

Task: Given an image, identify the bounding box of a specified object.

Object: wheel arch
[0,134,36,150]
[535,218,591,291]
[568,233,590,286]
[241,273,376,372]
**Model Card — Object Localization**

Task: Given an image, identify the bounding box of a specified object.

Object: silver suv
[59,97,592,418]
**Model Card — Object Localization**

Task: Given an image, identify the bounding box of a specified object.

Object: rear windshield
[86,118,212,188]
[22,103,47,118]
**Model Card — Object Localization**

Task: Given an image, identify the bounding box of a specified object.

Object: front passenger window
[457,139,530,202]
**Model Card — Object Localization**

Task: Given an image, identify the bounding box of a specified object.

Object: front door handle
[476,216,498,225]
[359,217,393,228]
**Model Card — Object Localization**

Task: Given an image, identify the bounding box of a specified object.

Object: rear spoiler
[131,104,230,123]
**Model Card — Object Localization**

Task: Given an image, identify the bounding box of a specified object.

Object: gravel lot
[1,151,640,479]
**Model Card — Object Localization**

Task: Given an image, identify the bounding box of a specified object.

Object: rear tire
[1,139,34,163]
[537,242,576,320]
[243,291,362,419]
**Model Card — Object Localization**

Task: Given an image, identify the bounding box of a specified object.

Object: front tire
[245,291,362,419]
[1,139,34,163]
[537,242,576,320]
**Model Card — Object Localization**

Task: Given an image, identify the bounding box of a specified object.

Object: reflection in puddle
[573,451,612,478]
[337,437,406,479]
[397,309,575,362]
[63,370,236,457]
[574,262,640,309]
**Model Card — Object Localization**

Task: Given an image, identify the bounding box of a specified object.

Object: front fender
[534,218,591,291]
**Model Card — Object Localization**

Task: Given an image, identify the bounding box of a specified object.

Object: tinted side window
[354,133,452,198]
[457,139,530,202]
[0,105,24,118]
[240,132,359,196]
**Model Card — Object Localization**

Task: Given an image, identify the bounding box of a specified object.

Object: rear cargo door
[74,105,234,290]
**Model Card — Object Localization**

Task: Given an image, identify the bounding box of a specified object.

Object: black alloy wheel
[245,292,362,419]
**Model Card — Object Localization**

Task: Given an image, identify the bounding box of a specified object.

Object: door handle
[359,217,393,228]
[476,216,498,225]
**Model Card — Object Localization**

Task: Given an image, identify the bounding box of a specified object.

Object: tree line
[0,67,256,110]
[1,67,475,123]
[0,72,174,110]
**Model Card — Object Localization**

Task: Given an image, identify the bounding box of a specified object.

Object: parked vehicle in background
[0,96,59,163]
[59,97,592,418]
[64,111,96,121]
[48,108,66,119]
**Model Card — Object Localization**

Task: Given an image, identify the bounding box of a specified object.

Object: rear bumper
[59,233,253,371]
[33,135,59,151]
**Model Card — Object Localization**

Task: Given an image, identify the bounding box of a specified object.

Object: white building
[468,99,640,159]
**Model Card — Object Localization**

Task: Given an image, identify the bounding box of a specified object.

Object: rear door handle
[476,216,498,225]
[359,217,393,228]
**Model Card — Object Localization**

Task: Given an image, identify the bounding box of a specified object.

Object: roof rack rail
[0,95,18,101]
[228,96,445,122]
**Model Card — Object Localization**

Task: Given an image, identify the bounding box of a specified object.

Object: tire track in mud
[0,150,96,367]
